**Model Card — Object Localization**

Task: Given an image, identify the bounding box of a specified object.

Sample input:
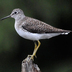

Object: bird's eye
[12,11,18,15]
[14,12,17,14]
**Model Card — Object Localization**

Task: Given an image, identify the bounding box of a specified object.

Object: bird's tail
[61,30,71,35]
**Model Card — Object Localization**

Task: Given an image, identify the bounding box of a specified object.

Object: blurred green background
[0,0,72,72]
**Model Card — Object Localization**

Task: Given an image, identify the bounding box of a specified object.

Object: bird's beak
[0,15,11,21]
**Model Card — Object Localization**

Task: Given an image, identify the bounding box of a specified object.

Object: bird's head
[1,8,25,20]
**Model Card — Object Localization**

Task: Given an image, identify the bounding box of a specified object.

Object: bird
[1,8,71,61]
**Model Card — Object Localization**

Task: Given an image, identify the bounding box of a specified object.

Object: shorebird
[1,8,71,61]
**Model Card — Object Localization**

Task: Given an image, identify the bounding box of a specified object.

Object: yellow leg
[28,42,37,61]
[34,42,37,51]
[34,42,37,58]
[29,40,41,61]
[32,40,41,57]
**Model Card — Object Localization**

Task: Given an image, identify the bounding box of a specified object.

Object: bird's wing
[22,17,70,34]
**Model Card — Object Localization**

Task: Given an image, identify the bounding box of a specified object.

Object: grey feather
[22,17,71,34]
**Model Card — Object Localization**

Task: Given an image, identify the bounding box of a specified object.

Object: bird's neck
[15,14,25,21]
[14,16,26,30]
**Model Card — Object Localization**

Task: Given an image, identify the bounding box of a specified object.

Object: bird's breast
[14,22,40,40]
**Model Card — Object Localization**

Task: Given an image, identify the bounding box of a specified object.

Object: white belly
[15,27,61,41]
[14,21,61,41]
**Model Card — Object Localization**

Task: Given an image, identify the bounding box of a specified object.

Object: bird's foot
[28,54,37,62]
[27,40,41,62]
